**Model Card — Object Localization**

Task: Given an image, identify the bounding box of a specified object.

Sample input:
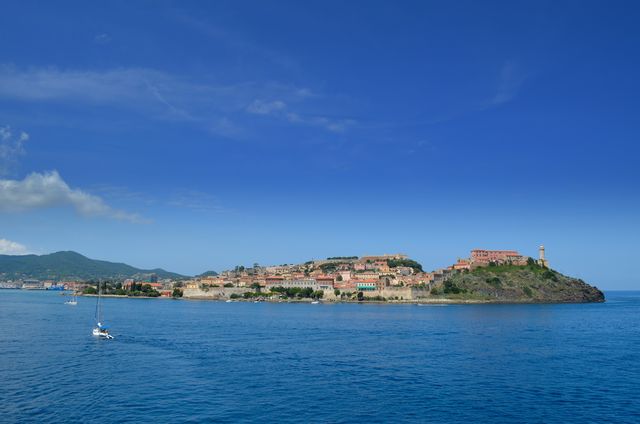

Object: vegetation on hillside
[229,287,325,300]
[387,258,424,273]
[431,263,604,303]
[82,281,161,297]
[196,270,219,278]
[319,262,350,273]
[0,251,184,281]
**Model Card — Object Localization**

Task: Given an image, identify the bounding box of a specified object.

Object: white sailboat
[65,291,78,305]
[92,282,114,340]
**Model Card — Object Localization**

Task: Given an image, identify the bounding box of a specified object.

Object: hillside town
[0,246,550,301]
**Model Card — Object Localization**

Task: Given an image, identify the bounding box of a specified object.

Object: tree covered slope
[435,263,604,303]
[0,251,185,281]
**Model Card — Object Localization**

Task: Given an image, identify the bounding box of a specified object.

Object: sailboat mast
[94,280,101,323]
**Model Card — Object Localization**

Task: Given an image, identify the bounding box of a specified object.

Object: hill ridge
[0,251,186,281]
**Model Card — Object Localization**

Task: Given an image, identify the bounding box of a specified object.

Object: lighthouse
[538,245,549,268]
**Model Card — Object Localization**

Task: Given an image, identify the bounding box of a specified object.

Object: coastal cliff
[434,264,604,303]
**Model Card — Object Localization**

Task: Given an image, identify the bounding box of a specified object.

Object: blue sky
[1,1,639,288]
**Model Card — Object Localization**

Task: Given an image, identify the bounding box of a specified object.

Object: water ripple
[0,291,639,423]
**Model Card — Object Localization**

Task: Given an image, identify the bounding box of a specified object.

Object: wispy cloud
[0,171,148,223]
[246,99,287,115]
[0,65,180,108]
[0,125,28,175]
[94,33,111,45]
[489,61,528,106]
[0,238,30,255]
[246,99,353,133]
[87,184,157,206]
[0,65,348,136]
[173,12,299,72]
[167,189,225,213]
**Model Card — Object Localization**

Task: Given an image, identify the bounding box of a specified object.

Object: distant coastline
[2,247,605,304]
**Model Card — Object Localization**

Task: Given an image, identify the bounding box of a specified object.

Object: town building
[315,276,335,291]
[360,253,408,262]
[352,271,380,280]
[355,280,380,291]
[265,278,322,291]
[470,249,527,266]
[337,270,352,281]
[184,280,200,289]
[452,258,471,271]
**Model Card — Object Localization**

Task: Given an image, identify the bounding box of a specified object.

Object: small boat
[311,301,319,304]
[92,322,114,339]
[225,299,233,303]
[92,282,114,340]
[65,292,78,305]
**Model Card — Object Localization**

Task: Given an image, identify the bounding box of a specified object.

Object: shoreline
[0,290,601,304]
[77,293,604,305]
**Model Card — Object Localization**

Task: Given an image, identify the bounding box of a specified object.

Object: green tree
[334,289,341,296]
[172,288,183,298]
[443,280,465,294]
[386,259,424,273]
[486,277,502,288]
[300,287,314,298]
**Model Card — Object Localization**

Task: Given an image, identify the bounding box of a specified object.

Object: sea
[0,290,638,423]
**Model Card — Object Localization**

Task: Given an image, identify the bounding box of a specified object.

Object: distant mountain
[0,251,186,281]
[196,270,219,278]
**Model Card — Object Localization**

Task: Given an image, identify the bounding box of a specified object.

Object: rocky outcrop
[437,265,604,303]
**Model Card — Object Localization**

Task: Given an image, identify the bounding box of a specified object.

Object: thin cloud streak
[167,189,225,213]
[246,99,353,132]
[489,60,528,106]
[0,125,28,176]
[0,65,348,136]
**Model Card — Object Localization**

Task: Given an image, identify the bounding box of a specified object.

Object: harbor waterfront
[1,290,638,423]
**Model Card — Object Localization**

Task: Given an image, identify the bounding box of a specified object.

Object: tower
[538,245,549,268]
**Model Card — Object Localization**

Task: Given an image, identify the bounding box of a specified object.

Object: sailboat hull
[92,328,114,339]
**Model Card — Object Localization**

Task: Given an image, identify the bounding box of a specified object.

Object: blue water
[1,291,639,423]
